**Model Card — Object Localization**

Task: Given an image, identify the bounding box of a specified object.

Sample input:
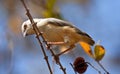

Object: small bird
[21,18,94,55]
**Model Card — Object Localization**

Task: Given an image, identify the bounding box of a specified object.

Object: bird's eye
[24,24,27,32]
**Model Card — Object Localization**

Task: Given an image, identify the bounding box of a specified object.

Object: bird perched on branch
[21,18,94,56]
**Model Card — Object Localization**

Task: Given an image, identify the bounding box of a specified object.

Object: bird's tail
[79,36,95,57]
[79,41,94,58]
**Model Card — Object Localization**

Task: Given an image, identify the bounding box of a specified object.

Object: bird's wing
[46,18,75,27]
[45,18,92,38]
[45,18,95,45]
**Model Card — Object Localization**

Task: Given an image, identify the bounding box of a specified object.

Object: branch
[96,61,109,74]
[86,62,101,74]
[20,0,66,74]
[20,0,53,74]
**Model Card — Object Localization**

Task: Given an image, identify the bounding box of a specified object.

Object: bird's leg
[47,41,65,45]
[46,36,70,49]
[57,45,75,56]
[45,41,65,49]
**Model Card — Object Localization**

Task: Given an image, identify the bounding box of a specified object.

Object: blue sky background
[0,0,120,74]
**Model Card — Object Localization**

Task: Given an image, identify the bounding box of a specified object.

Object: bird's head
[21,20,33,37]
[21,19,41,37]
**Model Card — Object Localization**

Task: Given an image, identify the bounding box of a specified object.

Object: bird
[21,18,95,56]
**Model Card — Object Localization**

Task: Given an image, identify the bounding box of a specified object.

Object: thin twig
[97,61,109,74]
[86,62,101,74]
[70,63,77,74]
[38,26,66,74]
[20,0,53,74]
[20,0,66,74]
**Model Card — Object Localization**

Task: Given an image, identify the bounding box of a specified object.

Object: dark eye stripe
[24,24,27,32]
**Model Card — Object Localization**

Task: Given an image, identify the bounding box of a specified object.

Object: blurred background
[0,0,120,74]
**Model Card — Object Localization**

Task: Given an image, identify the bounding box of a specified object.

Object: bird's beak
[23,31,28,37]
[23,32,26,37]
